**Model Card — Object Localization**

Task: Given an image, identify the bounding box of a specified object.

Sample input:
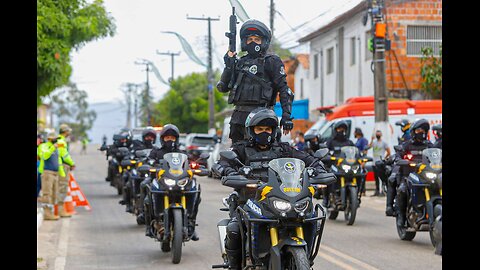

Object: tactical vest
[243,144,289,181]
[229,56,274,106]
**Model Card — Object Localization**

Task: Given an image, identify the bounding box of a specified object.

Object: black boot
[225,248,241,270]
[385,182,396,216]
[396,190,407,227]
[136,213,145,225]
[188,220,199,241]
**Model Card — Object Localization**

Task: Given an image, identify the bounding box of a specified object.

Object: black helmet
[410,118,430,141]
[395,119,411,132]
[142,128,157,142]
[432,123,442,138]
[245,108,279,145]
[240,19,272,54]
[333,121,348,131]
[160,124,180,141]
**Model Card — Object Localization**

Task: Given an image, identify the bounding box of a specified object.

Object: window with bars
[314,54,319,79]
[406,25,442,57]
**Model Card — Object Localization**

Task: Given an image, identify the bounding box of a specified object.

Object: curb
[37,204,44,232]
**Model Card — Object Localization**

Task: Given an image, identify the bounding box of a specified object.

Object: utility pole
[156,50,181,82]
[186,15,220,133]
[268,0,275,54]
[368,0,390,145]
[121,83,135,129]
[134,60,152,126]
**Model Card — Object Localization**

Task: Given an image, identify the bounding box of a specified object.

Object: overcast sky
[70,0,342,104]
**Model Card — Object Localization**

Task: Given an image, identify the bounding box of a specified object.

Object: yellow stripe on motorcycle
[341,177,345,188]
[158,169,165,178]
[308,186,315,196]
[424,188,430,201]
[270,227,278,246]
[181,196,186,209]
[296,227,304,240]
[164,196,169,210]
[440,189,442,197]
[352,177,357,186]
[418,164,426,174]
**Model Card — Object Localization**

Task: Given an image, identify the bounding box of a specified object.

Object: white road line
[54,218,70,270]
[321,245,380,270]
[318,252,359,270]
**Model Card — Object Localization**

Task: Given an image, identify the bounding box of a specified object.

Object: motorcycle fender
[163,206,185,240]
[269,238,308,269]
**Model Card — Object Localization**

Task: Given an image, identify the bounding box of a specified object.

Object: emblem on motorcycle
[284,162,296,174]
[249,65,258,74]
[171,157,181,165]
[255,45,260,52]
[432,152,439,158]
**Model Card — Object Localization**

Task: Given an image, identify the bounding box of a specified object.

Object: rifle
[225,6,238,89]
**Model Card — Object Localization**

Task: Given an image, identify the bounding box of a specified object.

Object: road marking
[54,218,70,270]
[318,252,359,270]
[321,245,380,270]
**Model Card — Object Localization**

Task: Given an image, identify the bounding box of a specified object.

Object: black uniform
[217,140,327,269]
[218,53,293,143]
[388,138,433,222]
[433,138,442,149]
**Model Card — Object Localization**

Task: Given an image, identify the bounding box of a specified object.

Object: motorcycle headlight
[425,172,437,180]
[273,200,292,212]
[294,200,309,213]
[163,178,176,186]
[342,165,351,171]
[352,164,360,173]
[177,178,189,187]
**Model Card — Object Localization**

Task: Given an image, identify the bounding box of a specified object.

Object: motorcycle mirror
[314,148,329,159]
[394,145,403,152]
[220,150,238,161]
[199,152,210,160]
[318,142,328,148]
[304,134,316,141]
[309,172,337,185]
[397,159,410,166]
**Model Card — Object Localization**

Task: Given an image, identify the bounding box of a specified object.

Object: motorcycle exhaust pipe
[216,219,230,255]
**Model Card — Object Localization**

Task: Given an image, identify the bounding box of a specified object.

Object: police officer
[119,128,156,211]
[102,130,132,183]
[217,19,294,143]
[215,108,328,270]
[432,123,442,149]
[304,134,322,155]
[387,119,433,227]
[322,121,355,207]
[395,119,411,144]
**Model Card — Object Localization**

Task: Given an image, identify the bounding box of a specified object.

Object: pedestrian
[294,132,305,151]
[216,19,294,144]
[354,128,369,155]
[38,131,65,220]
[80,136,89,154]
[57,124,76,218]
[37,133,45,198]
[368,130,391,196]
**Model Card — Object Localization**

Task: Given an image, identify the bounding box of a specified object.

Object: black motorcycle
[144,152,209,264]
[394,148,442,255]
[213,150,336,269]
[324,146,372,225]
[122,149,155,221]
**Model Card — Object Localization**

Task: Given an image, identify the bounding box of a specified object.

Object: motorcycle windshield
[422,148,442,168]
[163,152,188,176]
[341,146,359,162]
[268,158,305,197]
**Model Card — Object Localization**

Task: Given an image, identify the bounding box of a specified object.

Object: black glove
[281,117,294,131]
[223,53,236,69]
[224,167,238,176]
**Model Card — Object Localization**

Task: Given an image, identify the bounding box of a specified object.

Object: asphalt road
[37,143,442,270]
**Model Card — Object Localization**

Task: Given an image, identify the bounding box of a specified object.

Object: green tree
[51,83,97,141]
[420,46,442,99]
[37,0,116,105]
[151,71,228,133]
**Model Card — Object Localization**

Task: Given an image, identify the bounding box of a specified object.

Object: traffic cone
[69,172,92,211]
[63,186,76,215]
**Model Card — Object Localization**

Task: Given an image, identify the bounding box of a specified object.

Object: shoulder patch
[279,66,285,75]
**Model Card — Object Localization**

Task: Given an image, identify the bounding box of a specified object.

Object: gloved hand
[280,117,294,131]
[224,167,238,176]
[223,52,237,69]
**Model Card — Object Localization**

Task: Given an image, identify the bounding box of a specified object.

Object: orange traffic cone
[69,172,92,211]
[63,185,76,215]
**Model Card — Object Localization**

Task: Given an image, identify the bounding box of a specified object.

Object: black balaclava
[254,131,274,146]
[246,41,262,58]
[162,140,177,151]
[335,129,347,140]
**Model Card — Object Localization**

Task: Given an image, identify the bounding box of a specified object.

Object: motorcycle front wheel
[280,246,310,270]
[396,215,416,241]
[171,209,183,264]
[344,186,358,225]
